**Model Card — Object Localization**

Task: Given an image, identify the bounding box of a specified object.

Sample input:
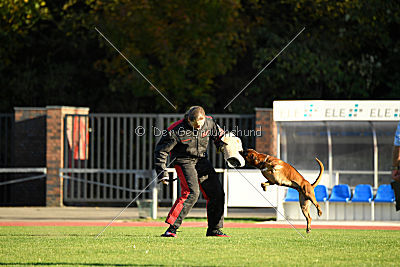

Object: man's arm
[210,118,225,152]
[392,146,400,182]
[393,146,400,167]
[154,131,177,182]
[392,122,400,182]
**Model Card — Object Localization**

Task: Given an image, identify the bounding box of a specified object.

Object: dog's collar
[260,155,269,172]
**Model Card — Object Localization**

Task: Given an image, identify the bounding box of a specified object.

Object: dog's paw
[260,183,268,191]
[318,210,322,217]
[261,186,267,191]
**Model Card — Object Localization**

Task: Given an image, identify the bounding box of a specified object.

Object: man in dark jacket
[154,106,229,237]
[392,120,400,211]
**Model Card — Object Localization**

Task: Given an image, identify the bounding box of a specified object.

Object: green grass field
[1,226,399,266]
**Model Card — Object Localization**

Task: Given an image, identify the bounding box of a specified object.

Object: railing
[0,168,47,186]
[333,170,392,190]
[60,168,154,203]
[0,168,47,206]
[288,169,392,190]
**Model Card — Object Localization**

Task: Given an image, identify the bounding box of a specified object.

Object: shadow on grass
[125,217,276,223]
[0,234,98,237]
[176,217,276,223]
[223,217,276,222]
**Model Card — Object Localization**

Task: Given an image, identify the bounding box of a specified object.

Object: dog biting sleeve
[222,133,245,168]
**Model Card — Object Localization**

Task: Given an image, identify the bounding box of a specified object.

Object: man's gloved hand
[392,169,400,183]
[158,173,170,185]
[216,140,228,154]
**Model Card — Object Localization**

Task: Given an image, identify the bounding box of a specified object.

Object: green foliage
[1,226,400,266]
[0,0,50,35]
[223,0,400,113]
[95,0,246,112]
[0,0,399,113]
[0,0,107,112]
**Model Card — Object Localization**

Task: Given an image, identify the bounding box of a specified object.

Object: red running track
[1,221,400,230]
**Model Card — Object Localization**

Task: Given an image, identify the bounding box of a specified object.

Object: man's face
[189,116,205,129]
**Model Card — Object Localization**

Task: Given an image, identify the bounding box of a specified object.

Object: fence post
[254,108,277,156]
[172,171,178,205]
[151,170,158,219]
[46,106,89,206]
[335,172,340,186]
[276,187,285,221]
[223,169,228,218]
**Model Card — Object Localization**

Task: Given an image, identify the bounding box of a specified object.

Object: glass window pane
[328,122,373,186]
[280,122,328,170]
[374,121,398,185]
[279,120,399,187]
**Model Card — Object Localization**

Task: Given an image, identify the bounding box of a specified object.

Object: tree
[220,0,400,113]
[0,0,108,112]
[94,0,247,113]
[0,0,399,114]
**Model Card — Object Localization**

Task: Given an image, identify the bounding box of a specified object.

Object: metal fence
[62,113,255,205]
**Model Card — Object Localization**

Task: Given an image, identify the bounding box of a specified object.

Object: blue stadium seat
[351,184,373,203]
[329,184,351,202]
[284,188,299,202]
[374,184,395,203]
[315,185,329,202]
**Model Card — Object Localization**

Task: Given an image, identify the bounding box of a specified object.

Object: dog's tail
[311,158,324,188]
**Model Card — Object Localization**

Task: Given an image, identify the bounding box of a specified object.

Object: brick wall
[14,108,47,167]
[255,108,277,156]
[10,108,47,205]
[12,106,89,207]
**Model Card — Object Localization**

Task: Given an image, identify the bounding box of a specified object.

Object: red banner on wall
[66,116,89,160]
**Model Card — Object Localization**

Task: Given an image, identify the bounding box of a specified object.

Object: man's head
[185,106,206,129]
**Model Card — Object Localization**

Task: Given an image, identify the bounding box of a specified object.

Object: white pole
[276,186,285,221]
[151,185,158,219]
[370,122,378,189]
[172,171,178,205]
[223,169,228,218]
[151,170,158,219]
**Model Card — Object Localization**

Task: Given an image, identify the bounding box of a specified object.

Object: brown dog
[239,148,324,233]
